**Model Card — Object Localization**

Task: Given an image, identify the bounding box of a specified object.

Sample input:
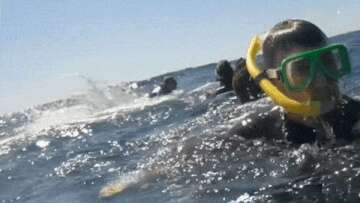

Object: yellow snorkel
[246,36,321,117]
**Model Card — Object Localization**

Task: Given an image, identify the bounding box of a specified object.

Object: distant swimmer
[149,76,177,98]
[214,60,234,95]
[232,57,263,103]
[228,19,360,145]
[211,58,264,103]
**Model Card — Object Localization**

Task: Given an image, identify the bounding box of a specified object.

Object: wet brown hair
[263,19,328,69]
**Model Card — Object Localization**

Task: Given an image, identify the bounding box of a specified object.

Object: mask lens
[284,57,311,90]
[320,48,343,79]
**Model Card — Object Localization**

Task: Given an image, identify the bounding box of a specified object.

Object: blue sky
[1,0,360,113]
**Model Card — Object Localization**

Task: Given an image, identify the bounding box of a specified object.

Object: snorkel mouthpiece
[246,36,321,117]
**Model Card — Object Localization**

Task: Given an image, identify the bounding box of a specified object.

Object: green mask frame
[266,44,351,92]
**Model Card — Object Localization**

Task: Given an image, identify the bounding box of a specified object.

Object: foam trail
[99,169,162,198]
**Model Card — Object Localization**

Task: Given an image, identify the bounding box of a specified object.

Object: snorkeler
[213,59,264,103]
[228,19,360,145]
[214,60,234,95]
[232,57,263,103]
[149,76,178,98]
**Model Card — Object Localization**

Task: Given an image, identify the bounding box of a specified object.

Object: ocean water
[1,31,360,203]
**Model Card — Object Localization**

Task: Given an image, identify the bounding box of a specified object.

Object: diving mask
[265,44,351,92]
[245,36,351,117]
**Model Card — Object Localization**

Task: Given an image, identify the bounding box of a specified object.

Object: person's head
[161,76,177,93]
[232,57,263,102]
[262,19,342,115]
[216,60,234,86]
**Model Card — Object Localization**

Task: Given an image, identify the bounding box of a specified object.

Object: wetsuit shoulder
[321,95,360,141]
[343,95,360,116]
[342,96,360,138]
[228,102,283,139]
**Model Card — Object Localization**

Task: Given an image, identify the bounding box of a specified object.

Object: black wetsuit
[232,59,263,103]
[228,95,360,145]
[215,59,263,99]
